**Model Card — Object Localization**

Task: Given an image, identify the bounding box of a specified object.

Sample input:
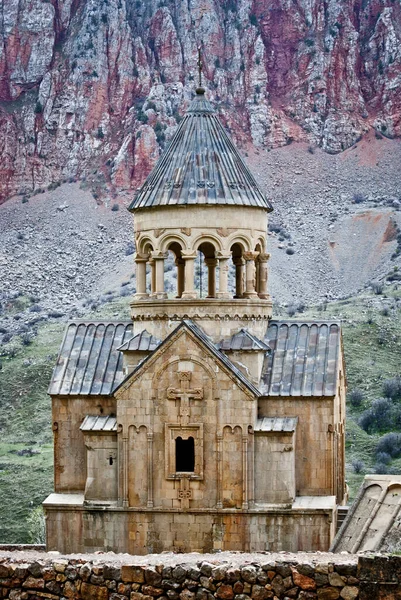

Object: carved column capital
[150,250,168,260]
[243,251,259,262]
[258,252,271,262]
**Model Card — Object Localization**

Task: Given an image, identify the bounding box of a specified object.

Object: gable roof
[218,328,270,352]
[129,90,273,212]
[117,330,161,352]
[260,320,342,397]
[114,319,261,398]
[48,321,133,396]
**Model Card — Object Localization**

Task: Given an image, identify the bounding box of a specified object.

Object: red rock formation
[0,0,400,204]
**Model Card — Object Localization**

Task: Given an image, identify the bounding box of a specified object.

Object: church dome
[129,89,273,212]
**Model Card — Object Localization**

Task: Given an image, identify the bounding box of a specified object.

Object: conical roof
[129,90,273,211]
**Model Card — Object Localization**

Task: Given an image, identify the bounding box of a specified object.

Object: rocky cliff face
[0,0,400,204]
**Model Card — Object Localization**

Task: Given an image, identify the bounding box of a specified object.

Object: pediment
[113,320,259,400]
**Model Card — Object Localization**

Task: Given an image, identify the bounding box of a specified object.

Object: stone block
[216,585,234,600]
[291,569,316,591]
[340,587,359,600]
[22,577,45,590]
[122,567,145,584]
[81,582,109,600]
[317,588,340,600]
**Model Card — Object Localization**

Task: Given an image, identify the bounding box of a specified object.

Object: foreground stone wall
[0,554,400,600]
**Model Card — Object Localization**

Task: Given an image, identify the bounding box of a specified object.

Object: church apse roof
[48,321,133,396]
[129,91,273,211]
[260,320,342,397]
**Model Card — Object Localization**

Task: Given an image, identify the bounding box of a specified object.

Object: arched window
[197,242,217,298]
[230,242,246,298]
[167,242,184,298]
[175,436,195,472]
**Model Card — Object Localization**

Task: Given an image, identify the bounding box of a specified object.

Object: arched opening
[167,241,184,298]
[254,243,262,296]
[197,242,217,298]
[143,243,154,295]
[176,436,195,472]
[230,242,246,298]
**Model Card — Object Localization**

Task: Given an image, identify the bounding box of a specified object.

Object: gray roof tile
[254,417,298,432]
[260,320,342,397]
[129,91,273,212]
[48,321,133,396]
[218,328,270,352]
[117,330,161,352]
[80,415,117,432]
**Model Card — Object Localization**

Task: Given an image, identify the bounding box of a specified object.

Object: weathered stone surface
[292,569,316,591]
[216,584,234,600]
[53,560,68,574]
[172,567,186,583]
[250,585,269,600]
[28,564,44,578]
[145,570,162,587]
[328,573,346,588]
[131,594,154,600]
[0,567,8,579]
[179,590,195,600]
[81,582,109,600]
[142,586,164,597]
[104,566,122,581]
[122,567,145,584]
[22,577,45,590]
[80,565,92,582]
[317,588,340,600]
[240,568,257,584]
[340,587,359,600]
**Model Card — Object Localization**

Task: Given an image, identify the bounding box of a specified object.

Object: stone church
[44,84,347,554]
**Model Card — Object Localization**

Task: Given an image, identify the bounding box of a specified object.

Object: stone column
[175,258,185,298]
[217,252,231,299]
[242,434,249,510]
[122,433,128,508]
[216,432,223,509]
[151,251,168,299]
[181,252,197,299]
[243,252,259,298]
[205,258,217,298]
[147,432,154,508]
[134,254,149,299]
[258,253,270,299]
[233,257,245,298]
[149,258,156,296]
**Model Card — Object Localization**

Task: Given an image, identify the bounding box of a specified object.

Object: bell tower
[129,70,273,342]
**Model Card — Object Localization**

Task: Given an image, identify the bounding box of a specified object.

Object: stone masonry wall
[0,554,400,600]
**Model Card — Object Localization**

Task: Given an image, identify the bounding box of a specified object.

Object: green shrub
[359,397,394,433]
[376,432,401,458]
[383,376,401,400]
[349,388,364,408]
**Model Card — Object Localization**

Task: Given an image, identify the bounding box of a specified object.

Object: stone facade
[2,553,401,600]
[44,88,346,554]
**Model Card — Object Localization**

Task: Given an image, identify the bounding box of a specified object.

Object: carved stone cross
[167,371,203,425]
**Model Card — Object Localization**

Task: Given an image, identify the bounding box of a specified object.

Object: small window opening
[109,456,113,466]
[175,436,195,472]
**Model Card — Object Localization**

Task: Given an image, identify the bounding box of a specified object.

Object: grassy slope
[0,289,400,542]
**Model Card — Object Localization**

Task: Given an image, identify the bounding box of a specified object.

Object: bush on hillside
[352,459,365,474]
[383,376,401,401]
[359,397,394,433]
[349,388,364,408]
[376,432,401,458]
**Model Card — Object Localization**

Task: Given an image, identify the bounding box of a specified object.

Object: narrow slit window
[175,436,195,472]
